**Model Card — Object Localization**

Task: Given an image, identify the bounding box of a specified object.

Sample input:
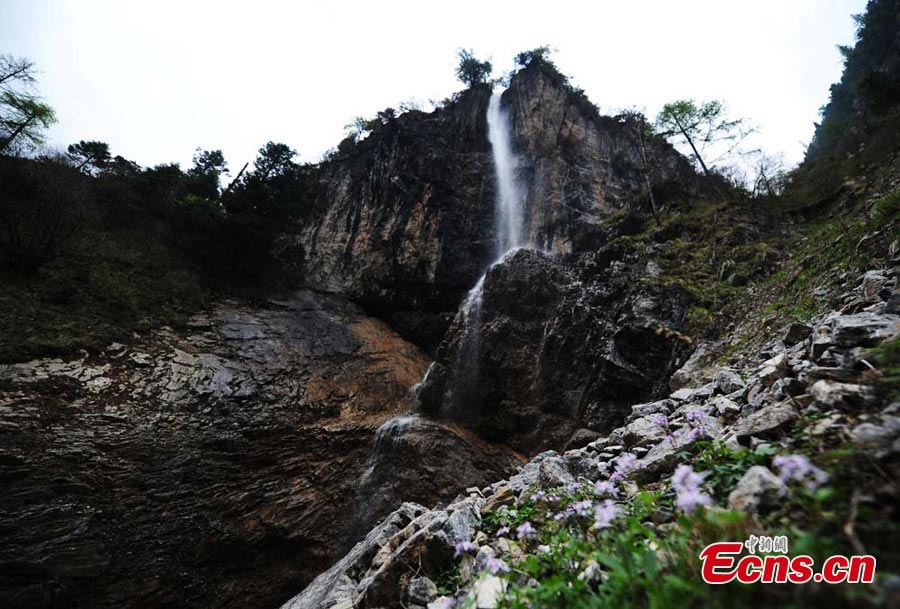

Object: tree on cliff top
[456,49,492,87]
[655,99,752,179]
[0,55,56,155]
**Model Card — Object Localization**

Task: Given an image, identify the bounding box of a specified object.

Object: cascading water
[440,89,526,417]
[486,91,526,256]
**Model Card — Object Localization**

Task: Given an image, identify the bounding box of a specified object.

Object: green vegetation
[456,49,493,88]
[447,441,897,609]
[0,55,56,155]
[0,136,315,362]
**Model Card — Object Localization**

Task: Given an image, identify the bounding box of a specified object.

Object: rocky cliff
[294,64,693,354]
[0,292,428,608]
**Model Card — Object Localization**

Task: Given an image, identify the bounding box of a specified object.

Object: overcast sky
[4,0,866,174]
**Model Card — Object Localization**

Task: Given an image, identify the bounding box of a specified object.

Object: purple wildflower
[594,499,619,528]
[686,410,703,423]
[688,425,707,441]
[453,540,476,558]
[671,464,713,514]
[613,453,639,479]
[516,521,537,539]
[482,555,510,574]
[547,493,561,503]
[496,526,510,537]
[571,499,594,517]
[773,454,829,491]
[651,413,669,427]
[593,480,620,498]
[532,490,546,501]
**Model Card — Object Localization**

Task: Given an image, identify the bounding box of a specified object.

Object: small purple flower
[553,511,567,521]
[676,488,713,514]
[594,499,619,528]
[496,526,510,537]
[613,453,639,479]
[593,480,619,498]
[651,413,669,427]
[773,454,829,491]
[571,499,594,517]
[688,425,707,441]
[516,521,537,539]
[482,555,510,574]
[532,490,546,501]
[686,410,703,423]
[453,540,476,558]
[547,493,561,503]
[671,464,713,514]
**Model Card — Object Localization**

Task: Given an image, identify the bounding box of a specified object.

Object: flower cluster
[609,452,639,482]
[671,464,713,514]
[773,454,828,491]
[593,499,619,528]
[516,521,537,540]
[593,480,619,498]
[480,554,510,575]
[453,540,476,558]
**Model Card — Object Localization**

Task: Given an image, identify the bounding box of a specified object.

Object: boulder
[714,369,746,394]
[732,404,799,444]
[727,466,788,513]
[783,323,813,346]
[809,380,879,411]
[408,577,438,606]
[831,313,900,348]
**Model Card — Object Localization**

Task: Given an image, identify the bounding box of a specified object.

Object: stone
[482,487,516,513]
[710,395,741,418]
[621,416,667,447]
[850,416,900,456]
[831,313,900,348]
[859,270,889,301]
[757,354,789,387]
[727,466,788,513]
[732,404,799,444]
[670,342,718,390]
[806,413,847,436]
[408,577,438,605]
[771,377,807,399]
[809,380,879,411]
[537,456,576,489]
[783,323,813,346]
[714,369,746,394]
[471,574,506,609]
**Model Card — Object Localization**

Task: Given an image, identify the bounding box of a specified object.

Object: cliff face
[0,293,429,609]
[295,66,693,353]
[503,65,692,252]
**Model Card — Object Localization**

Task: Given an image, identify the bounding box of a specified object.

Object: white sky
[4,0,866,173]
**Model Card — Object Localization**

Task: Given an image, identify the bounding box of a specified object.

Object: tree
[224,142,310,219]
[0,55,56,155]
[344,116,379,142]
[514,46,555,69]
[655,99,751,179]
[455,49,492,87]
[67,140,111,174]
[617,109,663,222]
[186,148,228,200]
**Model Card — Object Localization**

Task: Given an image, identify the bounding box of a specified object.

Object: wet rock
[357,415,520,529]
[418,249,689,453]
[727,466,788,513]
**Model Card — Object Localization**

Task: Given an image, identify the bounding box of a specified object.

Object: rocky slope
[279,269,900,609]
[0,292,429,609]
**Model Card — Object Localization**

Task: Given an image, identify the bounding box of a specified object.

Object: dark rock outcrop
[356,415,523,530]
[0,292,429,609]
[417,248,691,454]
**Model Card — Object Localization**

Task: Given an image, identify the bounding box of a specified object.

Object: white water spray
[486,91,526,256]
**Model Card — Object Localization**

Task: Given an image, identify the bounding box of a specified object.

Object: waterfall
[486,91,525,256]
[440,91,525,416]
